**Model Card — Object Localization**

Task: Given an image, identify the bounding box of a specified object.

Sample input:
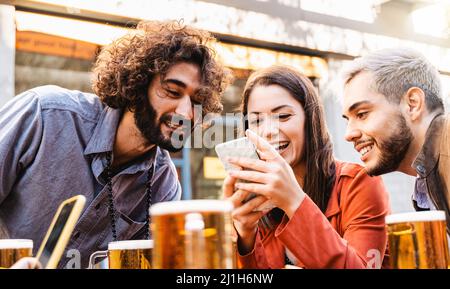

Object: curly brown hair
[92,20,231,115]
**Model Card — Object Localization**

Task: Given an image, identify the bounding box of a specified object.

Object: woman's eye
[275,114,291,120]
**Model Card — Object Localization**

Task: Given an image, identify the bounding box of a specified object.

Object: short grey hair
[342,48,444,112]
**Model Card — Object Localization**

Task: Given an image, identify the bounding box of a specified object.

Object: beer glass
[0,239,33,268]
[386,210,449,269]
[89,240,153,269]
[150,200,234,269]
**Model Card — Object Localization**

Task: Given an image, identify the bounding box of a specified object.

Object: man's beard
[134,99,191,153]
[366,113,414,176]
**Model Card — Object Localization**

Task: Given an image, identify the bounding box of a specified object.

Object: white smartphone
[215,137,275,211]
[215,137,260,173]
[35,195,86,269]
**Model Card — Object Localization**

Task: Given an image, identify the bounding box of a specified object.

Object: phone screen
[38,201,75,268]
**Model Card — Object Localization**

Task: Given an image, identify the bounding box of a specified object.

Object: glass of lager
[88,240,153,269]
[150,200,234,269]
[0,239,33,268]
[386,210,449,269]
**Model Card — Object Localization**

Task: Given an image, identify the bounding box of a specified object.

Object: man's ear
[403,87,426,121]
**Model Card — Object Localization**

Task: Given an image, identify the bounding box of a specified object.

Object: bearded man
[342,48,450,232]
[0,20,230,268]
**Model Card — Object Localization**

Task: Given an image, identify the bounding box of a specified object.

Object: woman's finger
[233,195,268,216]
[222,175,237,198]
[234,210,266,228]
[234,182,269,197]
[246,129,281,161]
[228,189,252,208]
[229,170,268,184]
[227,157,271,173]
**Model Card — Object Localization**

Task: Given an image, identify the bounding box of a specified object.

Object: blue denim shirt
[413,177,436,211]
[0,86,181,268]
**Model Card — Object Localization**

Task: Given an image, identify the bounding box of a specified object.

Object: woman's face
[247,84,306,167]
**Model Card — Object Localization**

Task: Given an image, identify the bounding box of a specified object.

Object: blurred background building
[1,0,450,212]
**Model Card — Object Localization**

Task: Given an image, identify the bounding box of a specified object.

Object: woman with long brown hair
[223,65,390,268]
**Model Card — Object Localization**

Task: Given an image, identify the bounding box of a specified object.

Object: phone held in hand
[215,137,275,211]
[215,137,260,172]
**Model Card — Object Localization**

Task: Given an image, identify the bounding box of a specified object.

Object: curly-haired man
[0,21,231,268]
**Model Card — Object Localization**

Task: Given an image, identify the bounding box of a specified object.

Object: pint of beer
[386,211,449,269]
[89,240,153,269]
[150,200,234,269]
[0,239,33,268]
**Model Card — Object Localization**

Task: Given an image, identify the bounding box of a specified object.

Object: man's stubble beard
[365,113,414,176]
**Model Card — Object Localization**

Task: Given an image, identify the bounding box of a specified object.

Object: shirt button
[417,165,426,174]
[72,231,80,240]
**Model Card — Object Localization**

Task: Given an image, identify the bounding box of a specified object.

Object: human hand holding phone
[215,137,275,211]
[222,175,271,255]
[227,130,306,219]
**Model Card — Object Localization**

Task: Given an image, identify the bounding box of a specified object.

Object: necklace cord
[105,152,153,241]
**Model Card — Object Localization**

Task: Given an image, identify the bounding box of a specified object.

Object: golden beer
[0,239,33,268]
[108,240,153,269]
[386,211,449,269]
[89,240,153,269]
[150,200,234,269]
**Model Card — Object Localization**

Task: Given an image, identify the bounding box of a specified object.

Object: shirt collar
[412,112,445,177]
[84,106,121,156]
[120,146,159,175]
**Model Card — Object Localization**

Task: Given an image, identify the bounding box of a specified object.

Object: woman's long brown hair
[240,65,336,226]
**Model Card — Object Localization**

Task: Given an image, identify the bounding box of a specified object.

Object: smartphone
[215,137,260,173]
[215,137,275,211]
[35,195,86,269]
[215,137,259,202]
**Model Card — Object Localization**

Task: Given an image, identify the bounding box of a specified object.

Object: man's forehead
[163,63,201,86]
[343,72,380,106]
[344,71,374,92]
[166,62,200,75]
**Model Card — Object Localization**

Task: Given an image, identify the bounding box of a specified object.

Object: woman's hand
[222,175,270,255]
[227,130,306,219]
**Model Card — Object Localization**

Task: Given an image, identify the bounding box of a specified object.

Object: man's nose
[175,95,194,121]
[344,121,362,143]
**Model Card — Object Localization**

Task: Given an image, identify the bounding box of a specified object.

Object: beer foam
[108,240,153,250]
[385,210,446,224]
[150,200,233,216]
[0,239,33,249]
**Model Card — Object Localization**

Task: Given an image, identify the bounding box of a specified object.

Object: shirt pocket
[115,211,148,240]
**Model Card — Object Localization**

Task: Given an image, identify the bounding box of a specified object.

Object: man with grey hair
[341,48,450,231]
